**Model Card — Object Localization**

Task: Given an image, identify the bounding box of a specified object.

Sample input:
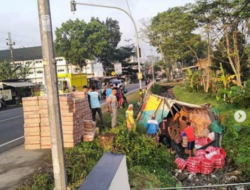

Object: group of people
[105,84,128,109]
[146,115,195,157]
[76,84,127,129]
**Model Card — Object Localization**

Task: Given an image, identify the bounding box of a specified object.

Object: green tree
[192,0,250,85]
[140,6,206,79]
[17,62,33,79]
[0,60,21,80]
[91,18,122,67]
[55,19,108,71]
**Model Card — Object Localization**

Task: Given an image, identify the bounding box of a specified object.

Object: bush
[111,124,176,188]
[150,84,162,94]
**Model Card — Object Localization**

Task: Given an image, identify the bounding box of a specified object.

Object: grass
[17,90,177,190]
[173,84,250,180]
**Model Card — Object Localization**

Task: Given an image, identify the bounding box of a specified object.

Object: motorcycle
[100,88,106,100]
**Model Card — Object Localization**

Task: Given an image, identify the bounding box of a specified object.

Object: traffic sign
[111,71,116,76]
[137,72,143,80]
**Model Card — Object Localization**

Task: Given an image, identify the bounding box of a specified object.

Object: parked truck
[57,73,87,94]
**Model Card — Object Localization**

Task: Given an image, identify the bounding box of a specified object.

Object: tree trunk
[233,31,242,86]
[205,27,211,93]
[225,32,242,86]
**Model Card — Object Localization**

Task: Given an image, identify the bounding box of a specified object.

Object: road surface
[0,83,144,153]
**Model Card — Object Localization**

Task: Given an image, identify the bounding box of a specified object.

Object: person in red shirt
[184,121,195,157]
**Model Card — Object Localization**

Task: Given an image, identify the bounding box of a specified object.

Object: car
[110,79,125,89]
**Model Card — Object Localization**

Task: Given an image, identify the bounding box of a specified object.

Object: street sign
[137,72,143,80]
[111,71,116,76]
[114,63,122,75]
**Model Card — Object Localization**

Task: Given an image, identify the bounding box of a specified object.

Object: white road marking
[0,115,23,123]
[0,136,24,148]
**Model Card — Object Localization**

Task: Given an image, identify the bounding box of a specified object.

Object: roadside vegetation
[16,91,175,190]
[174,84,250,180]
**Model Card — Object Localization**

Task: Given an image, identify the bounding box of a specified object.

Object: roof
[0,81,38,88]
[0,46,61,62]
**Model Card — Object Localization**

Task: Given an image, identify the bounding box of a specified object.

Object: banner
[114,63,122,75]
[0,90,12,101]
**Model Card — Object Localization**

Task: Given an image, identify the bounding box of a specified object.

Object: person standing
[83,85,89,93]
[138,89,143,103]
[117,86,124,108]
[72,85,77,92]
[63,81,69,93]
[146,115,159,137]
[158,117,172,152]
[106,84,112,101]
[88,86,104,127]
[184,121,195,157]
[107,87,118,128]
[126,104,135,131]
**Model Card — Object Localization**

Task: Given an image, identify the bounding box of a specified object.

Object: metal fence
[143,182,250,190]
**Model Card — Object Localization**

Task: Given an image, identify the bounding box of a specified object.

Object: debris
[177,173,188,181]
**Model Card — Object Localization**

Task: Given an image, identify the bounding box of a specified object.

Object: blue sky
[0,0,195,57]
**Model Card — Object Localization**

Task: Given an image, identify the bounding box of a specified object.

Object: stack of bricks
[23,92,93,150]
[83,120,96,142]
[23,97,41,150]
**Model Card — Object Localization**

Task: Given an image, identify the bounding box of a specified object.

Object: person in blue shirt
[106,84,112,101]
[88,86,104,127]
[146,115,159,137]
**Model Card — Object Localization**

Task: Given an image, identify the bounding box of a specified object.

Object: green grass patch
[174,84,250,180]
[17,90,176,190]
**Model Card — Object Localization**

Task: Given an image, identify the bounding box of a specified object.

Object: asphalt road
[0,82,144,153]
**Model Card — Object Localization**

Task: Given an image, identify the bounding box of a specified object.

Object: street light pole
[37,0,67,189]
[71,1,142,89]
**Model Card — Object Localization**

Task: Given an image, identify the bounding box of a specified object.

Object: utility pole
[6,32,15,64]
[71,0,142,89]
[37,1,67,190]
[151,49,155,83]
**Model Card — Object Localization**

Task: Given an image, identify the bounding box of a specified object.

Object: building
[0,46,103,85]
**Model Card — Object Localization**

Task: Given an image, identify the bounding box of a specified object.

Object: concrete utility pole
[6,32,15,64]
[70,0,142,89]
[37,0,67,190]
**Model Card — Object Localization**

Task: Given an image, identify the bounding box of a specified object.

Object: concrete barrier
[78,152,130,190]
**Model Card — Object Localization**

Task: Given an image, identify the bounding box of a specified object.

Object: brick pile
[23,92,93,150]
[83,120,96,142]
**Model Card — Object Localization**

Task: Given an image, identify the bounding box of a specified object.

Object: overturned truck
[136,94,224,157]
